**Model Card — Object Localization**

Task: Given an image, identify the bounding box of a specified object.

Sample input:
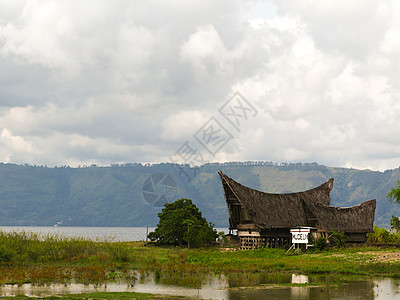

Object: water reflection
[228,279,375,300]
[0,272,399,299]
[291,274,308,284]
[374,278,400,300]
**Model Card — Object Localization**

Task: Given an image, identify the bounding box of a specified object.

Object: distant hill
[0,162,399,228]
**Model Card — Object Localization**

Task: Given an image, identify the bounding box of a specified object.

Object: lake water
[1,272,400,299]
[0,226,229,241]
[0,226,399,299]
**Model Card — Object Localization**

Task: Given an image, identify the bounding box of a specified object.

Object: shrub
[0,245,15,262]
[329,231,348,248]
[367,226,394,244]
[314,237,328,251]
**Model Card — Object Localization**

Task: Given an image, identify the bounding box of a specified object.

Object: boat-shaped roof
[219,171,375,233]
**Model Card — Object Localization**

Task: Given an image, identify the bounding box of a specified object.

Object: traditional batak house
[219,171,376,250]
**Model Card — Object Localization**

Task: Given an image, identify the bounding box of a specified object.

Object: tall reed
[0,230,126,263]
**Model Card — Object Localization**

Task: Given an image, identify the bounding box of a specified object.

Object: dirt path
[358,251,400,263]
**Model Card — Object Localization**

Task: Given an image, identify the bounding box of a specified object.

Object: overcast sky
[1,0,400,171]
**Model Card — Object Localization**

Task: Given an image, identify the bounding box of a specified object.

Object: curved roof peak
[218,170,333,200]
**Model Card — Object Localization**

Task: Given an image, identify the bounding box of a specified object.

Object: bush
[367,226,395,244]
[314,237,328,251]
[329,231,348,248]
[0,245,15,262]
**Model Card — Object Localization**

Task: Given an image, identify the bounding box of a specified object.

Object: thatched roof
[306,199,376,233]
[219,171,376,233]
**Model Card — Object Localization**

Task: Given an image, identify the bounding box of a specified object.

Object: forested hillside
[0,162,399,228]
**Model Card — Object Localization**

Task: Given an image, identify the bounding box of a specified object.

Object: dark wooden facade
[219,171,376,249]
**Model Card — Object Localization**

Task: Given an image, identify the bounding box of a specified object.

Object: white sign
[290,228,310,244]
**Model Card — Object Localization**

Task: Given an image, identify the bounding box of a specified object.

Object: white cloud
[180,24,251,79]
[0,128,39,163]
[161,110,208,141]
[0,0,399,171]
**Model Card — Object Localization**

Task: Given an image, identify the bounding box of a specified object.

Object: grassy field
[1,230,400,287]
[1,292,189,300]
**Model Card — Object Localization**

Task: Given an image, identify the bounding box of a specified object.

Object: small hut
[219,171,376,250]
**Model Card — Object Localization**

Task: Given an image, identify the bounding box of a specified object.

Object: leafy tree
[387,181,400,205]
[148,198,218,248]
[387,182,400,233]
[390,215,400,232]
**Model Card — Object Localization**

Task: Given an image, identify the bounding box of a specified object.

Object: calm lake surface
[0,226,229,241]
[1,272,400,299]
[0,227,399,299]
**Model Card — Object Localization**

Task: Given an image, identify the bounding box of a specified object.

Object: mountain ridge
[0,161,399,228]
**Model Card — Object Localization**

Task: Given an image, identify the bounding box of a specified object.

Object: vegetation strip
[0,292,188,299]
[1,230,400,288]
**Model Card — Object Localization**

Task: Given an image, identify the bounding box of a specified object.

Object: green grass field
[0,292,189,300]
[0,230,400,287]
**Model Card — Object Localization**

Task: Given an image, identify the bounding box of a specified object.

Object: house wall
[238,230,260,237]
[345,232,368,243]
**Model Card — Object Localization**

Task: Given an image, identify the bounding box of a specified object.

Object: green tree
[390,215,400,232]
[387,182,400,233]
[387,180,400,205]
[148,198,218,248]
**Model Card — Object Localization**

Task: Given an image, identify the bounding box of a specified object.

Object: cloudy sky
[1,0,400,171]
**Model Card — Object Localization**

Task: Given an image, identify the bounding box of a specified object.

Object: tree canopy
[390,215,400,232]
[387,182,400,230]
[388,180,400,205]
[148,198,218,248]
